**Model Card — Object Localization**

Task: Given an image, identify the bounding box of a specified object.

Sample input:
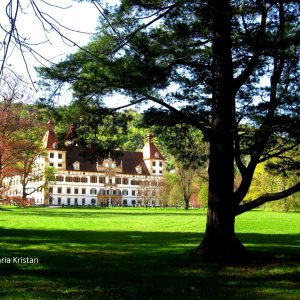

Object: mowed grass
[0,207,299,300]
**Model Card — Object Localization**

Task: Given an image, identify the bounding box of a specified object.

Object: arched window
[73,161,80,170]
[122,189,128,195]
[90,188,97,195]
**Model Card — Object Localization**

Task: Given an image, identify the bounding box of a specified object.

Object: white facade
[3,123,166,207]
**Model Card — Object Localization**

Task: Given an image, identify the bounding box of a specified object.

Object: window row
[54,176,163,185]
[49,153,63,159]
[49,187,138,196]
[49,197,156,207]
[152,161,163,167]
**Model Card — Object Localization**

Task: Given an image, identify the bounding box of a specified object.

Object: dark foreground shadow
[0,228,299,300]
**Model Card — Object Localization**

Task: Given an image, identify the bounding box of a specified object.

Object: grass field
[0,207,299,299]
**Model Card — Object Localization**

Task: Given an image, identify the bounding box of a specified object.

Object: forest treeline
[1,97,298,211]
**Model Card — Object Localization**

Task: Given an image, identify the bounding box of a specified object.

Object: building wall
[47,171,164,207]
[3,129,166,207]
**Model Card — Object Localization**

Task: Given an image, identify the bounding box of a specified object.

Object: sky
[0,0,118,105]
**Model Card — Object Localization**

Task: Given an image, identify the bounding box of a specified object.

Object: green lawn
[0,207,299,299]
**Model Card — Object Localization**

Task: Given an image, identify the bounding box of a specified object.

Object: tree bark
[195,0,245,258]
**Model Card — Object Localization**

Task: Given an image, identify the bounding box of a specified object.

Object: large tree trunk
[196,0,245,258]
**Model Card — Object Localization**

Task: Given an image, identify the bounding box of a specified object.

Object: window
[116,178,121,184]
[99,189,105,195]
[132,190,135,196]
[73,177,80,183]
[49,153,54,158]
[67,198,71,205]
[65,176,72,182]
[74,188,79,194]
[99,177,105,183]
[49,187,53,193]
[56,176,64,182]
[81,177,88,183]
[82,188,86,195]
[49,197,53,205]
[58,153,62,159]
[57,187,62,194]
[58,198,61,205]
[73,161,80,170]
[74,198,78,205]
[90,188,97,195]
[159,162,163,167]
[122,178,128,185]
[134,180,141,185]
[122,199,128,206]
[152,161,156,166]
[50,163,54,167]
[135,165,142,174]
[58,163,62,168]
[82,198,85,205]
[122,190,128,195]
[90,176,97,183]
[67,188,71,194]
[91,199,96,205]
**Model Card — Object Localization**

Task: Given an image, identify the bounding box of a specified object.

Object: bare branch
[0,0,98,84]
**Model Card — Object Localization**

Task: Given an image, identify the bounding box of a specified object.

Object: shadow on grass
[0,227,300,299]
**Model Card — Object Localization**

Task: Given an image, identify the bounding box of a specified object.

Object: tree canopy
[38,0,299,258]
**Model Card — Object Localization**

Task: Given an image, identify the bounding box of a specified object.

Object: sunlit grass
[0,207,299,299]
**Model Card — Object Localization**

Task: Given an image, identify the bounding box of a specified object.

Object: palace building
[3,121,166,207]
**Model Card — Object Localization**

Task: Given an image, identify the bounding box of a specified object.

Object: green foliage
[198,180,208,208]
[245,162,300,212]
[37,101,148,152]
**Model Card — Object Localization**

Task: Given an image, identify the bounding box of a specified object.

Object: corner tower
[42,120,66,170]
[142,133,165,176]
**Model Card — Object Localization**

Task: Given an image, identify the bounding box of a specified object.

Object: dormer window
[155,152,160,158]
[73,161,80,170]
[135,165,142,174]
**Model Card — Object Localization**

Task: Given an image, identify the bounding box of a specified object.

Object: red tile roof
[142,133,165,160]
[42,129,59,150]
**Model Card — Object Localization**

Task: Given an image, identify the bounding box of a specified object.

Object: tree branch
[140,92,211,137]
[235,182,300,216]
[232,2,267,93]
